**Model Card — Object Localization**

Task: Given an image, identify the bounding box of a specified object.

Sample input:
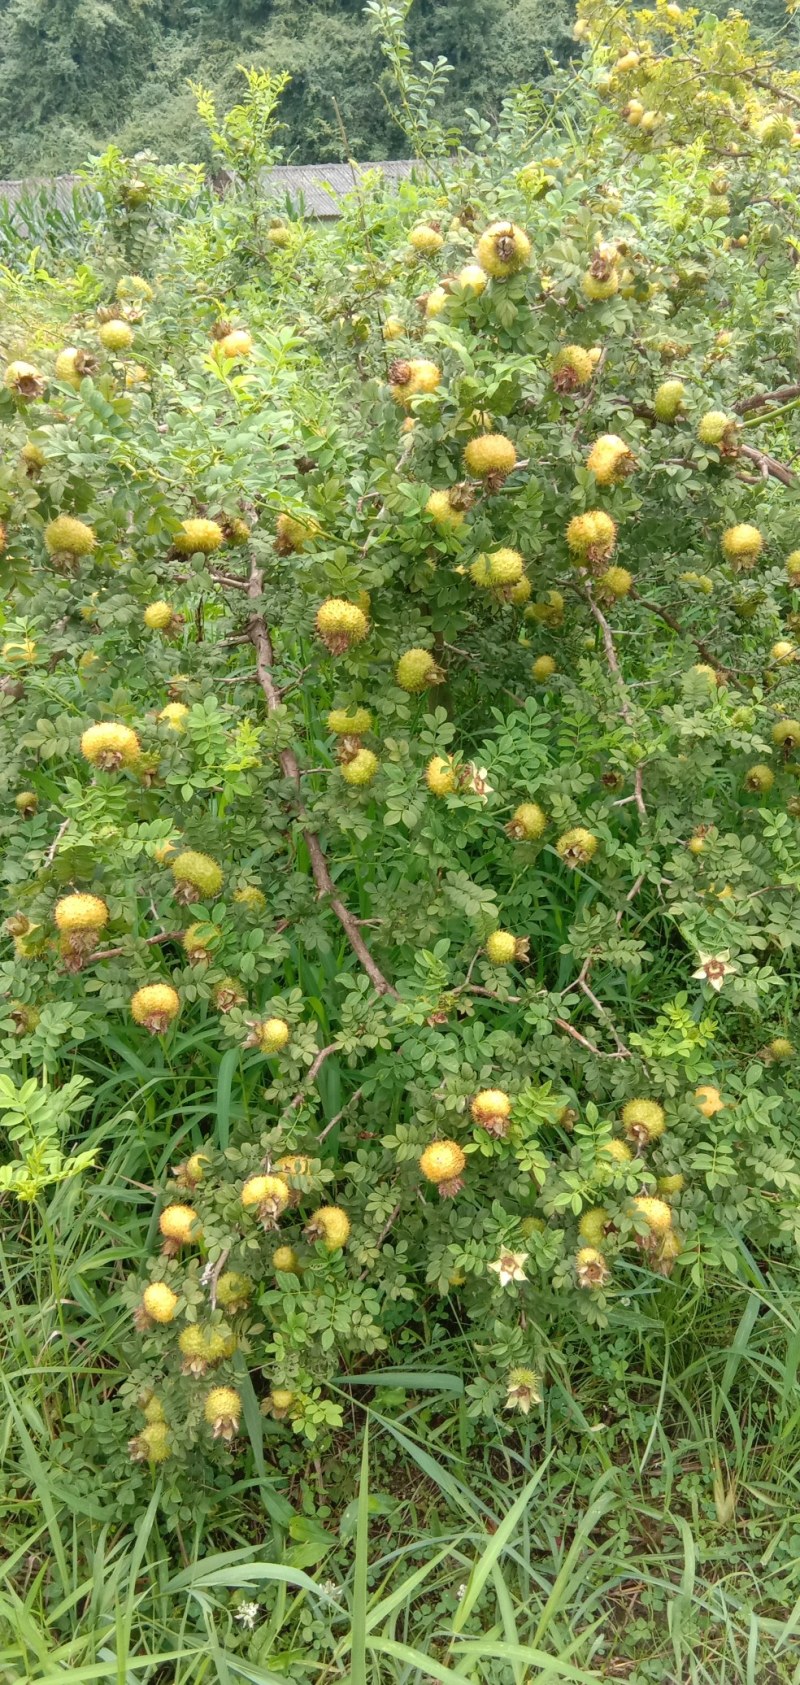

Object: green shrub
[2,0,800,1487]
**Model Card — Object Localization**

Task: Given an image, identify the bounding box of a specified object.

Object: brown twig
[43,819,70,869]
[287,1042,339,1111]
[246,558,398,998]
[582,582,646,818]
[202,1247,231,1311]
[360,1201,402,1276]
[629,587,735,683]
[90,929,183,963]
[739,442,796,488]
[734,383,800,416]
[317,1086,364,1142]
[552,1015,630,1060]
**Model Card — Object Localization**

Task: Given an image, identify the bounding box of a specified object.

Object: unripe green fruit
[773,719,800,750]
[15,790,37,816]
[581,270,619,301]
[654,379,685,422]
[170,850,224,900]
[743,763,774,794]
[769,1037,794,1060]
[506,801,547,841]
[532,655,556,682]
[556,827,598,867]
[599,566,633,597]
[578,1207,608,1246]
[341,748,379,786]
[697,410,734,446]
[621,1097,666,1144]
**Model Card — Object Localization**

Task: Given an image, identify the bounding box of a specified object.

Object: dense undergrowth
[3,2,800,1678]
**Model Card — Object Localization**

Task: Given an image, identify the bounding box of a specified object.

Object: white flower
[234,1600,261,1629]
[691,950,739,992]
[456,1581,468,1601]
[488,1249,528,1287]
[464,763,493,800]
[321,1578,343,1599]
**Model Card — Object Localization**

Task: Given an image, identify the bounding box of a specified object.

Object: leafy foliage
[4,2,800,1676]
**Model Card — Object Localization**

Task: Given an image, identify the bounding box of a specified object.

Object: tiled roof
[0,160,419,221]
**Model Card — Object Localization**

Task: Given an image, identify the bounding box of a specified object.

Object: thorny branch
[245,558,399,998]
[91,929,183,963]
[581,581,646,818]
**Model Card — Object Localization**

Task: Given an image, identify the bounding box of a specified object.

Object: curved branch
[581,581,646,818]
[734,383,800,416]
[246,559,398,998]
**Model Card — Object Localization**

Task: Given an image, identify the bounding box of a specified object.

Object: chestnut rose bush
[3,0,800,1506]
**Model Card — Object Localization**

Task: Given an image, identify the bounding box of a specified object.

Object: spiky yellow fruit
[383,314,404,340]
[773,719,800,750]
[217,329,253,359]
[697,410,734,446]
[267,224,291,247]
[463,434,517,480]
[695,1084,724,1116]
[532,655,556,682]
[621,1097,666,1145]
[178,1325,231,1374]
[556,827,598,867]
[408,223,444,254]
[424,286,449,319]
[396,647,444,692]
[486,930,518,964]
[598,1138,633,1167]
[631,1196,673,1237]
[578,1207,608,1246]
[116,275,153,300]
[215,1271,253,1310]
[389,357,441,404]
[130,1420,171,1462]
[15,791,38,817]
[98,319,133,352]
[305,1205,351,1249]
[475,221,531,278]
[81,722,140,769]
[173,518,224,555]
[4,360,45,397]
[509,576,532,605]
[419,1140,466,1197]
[54,893,108,933]
[581,270,619,301]
[234,885,266,912]
[54,347,96,387]
[653,379,685,422]
[158,1203,199,1245]
[21,440,45,469]
[316,598,369,654]
[552,345,594,390]
[566,510,617,561]
[756,113,794,147]
[658,1173,685,1196]
[341,748,379,786]
[144,600,174,630]
[471,1089,512,1136]
[426,489,465,529]
[131,983,181,1034]
[785,551,800,584]
[273,1246,300,1274]
[769,1037,794,1060]
[141,1282,179,1324]
[275,511,321,553]
[506,801,547,841]
[425,754,456,796]
[45,515,96,557]
[722,524,763,566]
[159,703,189,731]
[327,706,373,736]
[599,566,634,599]
[470,547,524,590]
[170,850,223,903]
[586,434,635,485]
[204,1385,241,1439]
[771,641,796,665]
[241,1174,290,1222]
[456,263,488,293]
[743,763,774,794]
[257,1017,291,1054]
